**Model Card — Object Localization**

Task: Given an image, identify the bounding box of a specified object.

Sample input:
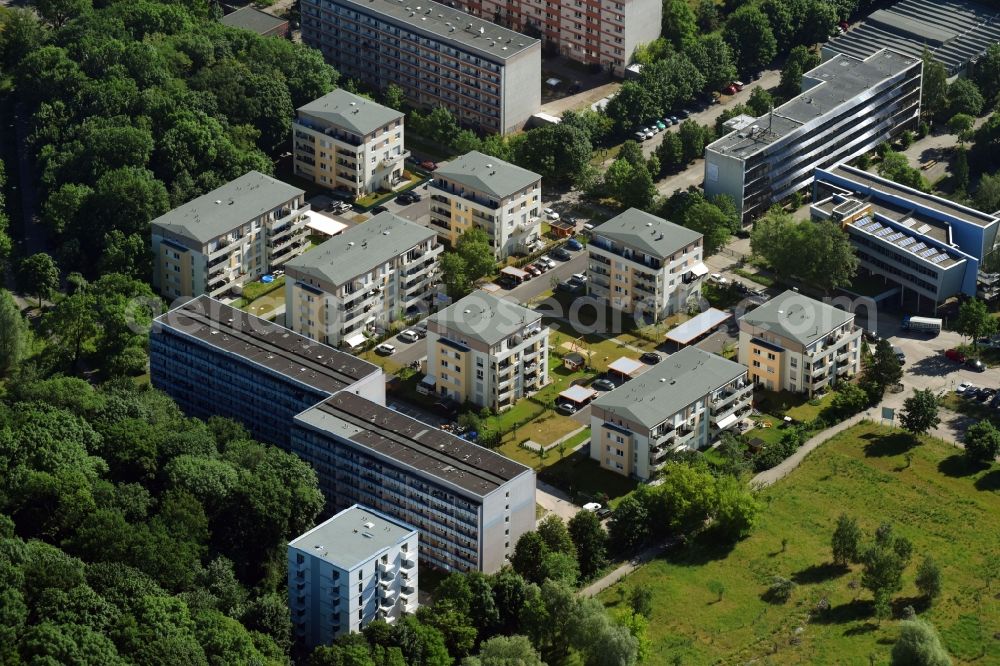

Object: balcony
[590,238,662,270]
[430,182,501,210]
[674,427,696,448]
[380,149,411,168]
[208,236,245,260]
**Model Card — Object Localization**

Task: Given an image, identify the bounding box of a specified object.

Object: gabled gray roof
[593,346,746,429]
[739,290,855,348]
[430,290,541,347]
[151,171,304,245]
[297,89,403,137]
[285,212,435,287]
[594,208,702,260]
[433,152,540,199]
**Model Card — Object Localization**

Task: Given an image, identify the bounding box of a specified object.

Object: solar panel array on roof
[930,254,949,264]
[875,227,893,238]
[899,237,915,247]
[916,224,932,234]
[920,247,937,257]
[911,242,927,252]
[885,232,905,242]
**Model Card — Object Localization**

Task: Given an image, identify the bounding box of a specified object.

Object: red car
[420,160,437,171]
[944,348,966,363]
[839,20,850,31]
[724,85,738,95]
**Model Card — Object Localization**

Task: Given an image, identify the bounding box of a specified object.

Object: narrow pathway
[579,537,679,597]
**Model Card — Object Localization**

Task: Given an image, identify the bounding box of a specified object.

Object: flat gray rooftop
[825,0,1000,75]
[593,346,746,429]
[285,212,435,287]
[707,49,919,160]
[220,6,287,34]
[739,290,855,348]
[154,295,380,394]
[289,504,415,570]
[297,391,532,498]
[823,164,998,229]
[297,89,404,137]
[433,151,540,199]
[151,171,304,245]
[593,208,702,260]
[430,290,542,347]
[335,0,539,61]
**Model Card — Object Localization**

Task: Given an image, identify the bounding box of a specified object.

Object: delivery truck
[902,316,942,335]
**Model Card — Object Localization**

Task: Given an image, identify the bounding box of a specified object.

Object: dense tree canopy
[750,210,858,291]
[0,374,325,663]
[7,0,338,280]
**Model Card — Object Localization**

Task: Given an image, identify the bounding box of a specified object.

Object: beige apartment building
[429,152,542,258]
[284,212,442,347]
[455,0,661,76]
[738,291,862,395]
[293,89,407,197]
[590,346,751,480]
[586,208,707,322]
[425,291,549,410]
[151,171,309,299]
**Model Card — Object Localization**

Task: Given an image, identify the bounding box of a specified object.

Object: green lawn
[734,267,776,288]
[239,276,284,304]
[599,423,1000,665]
[548,327,645,373]
[941,393,1000,428]
[538,447,638,506]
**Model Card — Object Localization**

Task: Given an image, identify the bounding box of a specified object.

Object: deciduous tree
[16,252,59,308]
[891,619,952,666]
[964,420,1000,463]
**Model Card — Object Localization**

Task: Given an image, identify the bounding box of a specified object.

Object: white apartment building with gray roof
[590,346,751,480]
[284,212,442,347]
[150,171,310,299]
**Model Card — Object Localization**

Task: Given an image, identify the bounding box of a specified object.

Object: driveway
[536,480,582,523]
[501,252,587,305]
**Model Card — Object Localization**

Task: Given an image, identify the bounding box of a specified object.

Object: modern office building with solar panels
[150,295,536,573]
[811,164,1000,307]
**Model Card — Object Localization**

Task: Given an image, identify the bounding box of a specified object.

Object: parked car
[566,238,584,251]
[966,358,986,372]
[497,276,516,289]
[582,502,602,512]
[655,121,666,130]
[407,190,422,201]
[862,329,880,343]
[731,81,744,92]
[640,352,662,365]
[552,247,572,261]
[420,160,437,170]
[956,381,974,394]
[709,273,728,284]
[557,280,584,294]
[592,378,616,391]
[945,348,966,363]
[544,208,560,221]
[538,255,556,269]
[596,507,613,519]
[569,273,588,284]
[966,386,981,399]
[978,387,996,402]
[375,343,396,355]
[644,129,656,139]
[372,205,389,214]
[724,84,738,95]
[582,223,595,233]
[396,192,415,204]
[532,261,549,273]
[557,402,578,415]
[634,131,647,141]
[412,324,428,339]
[525,264,541,277]
[397,330,420,344]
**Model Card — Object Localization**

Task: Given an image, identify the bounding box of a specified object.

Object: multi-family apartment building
[301,0,541,134]
[429,151,543,258]
[704,48,922,224]
[292,90,408,197]
[150,296,536,574]
[455,0,660,76]
[292,391,536,572]
[150,172,310,299]
[284,213,442,347]
[586,208,706,322]
[149,295,385,450]
[288,504,418,646]
[590,346,751,481]
[812,164,1000,308]
[738,290,862,395]
[425,291,549,410]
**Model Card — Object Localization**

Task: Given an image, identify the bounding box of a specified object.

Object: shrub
[766,576,795,604]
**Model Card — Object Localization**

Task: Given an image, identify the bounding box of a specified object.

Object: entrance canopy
[344,332,367,349]
[665,308,732,345]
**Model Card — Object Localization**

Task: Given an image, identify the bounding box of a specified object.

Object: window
[752,360,761,368]
[790,358,798,368]
[753,348,761,355]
